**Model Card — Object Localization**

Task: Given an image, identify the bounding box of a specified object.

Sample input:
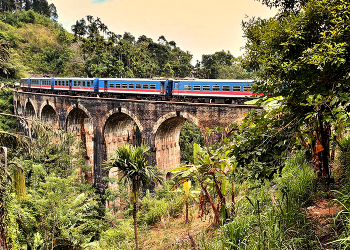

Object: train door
[172,81,179,96]
[94,79,99,93]
[69,80,72,91]
[104,80,108,92]
[165,80,173,95]
[160,82,165,95]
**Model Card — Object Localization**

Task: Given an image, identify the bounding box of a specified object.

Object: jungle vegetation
[1,0,350,249]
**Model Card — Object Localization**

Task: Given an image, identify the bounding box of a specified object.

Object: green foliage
[331,136,350,249]
[198,151,318,249]
[0,10,75,77]
[96,221,135,250]
[243,0,350,177]
[17,168,105,249]
[180,121,205,163]
[194,51,256,79]
[139,188,185,226]
[0,87,16,132]
[227,108,299,181]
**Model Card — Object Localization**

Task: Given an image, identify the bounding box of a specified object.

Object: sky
[49,0,277,64]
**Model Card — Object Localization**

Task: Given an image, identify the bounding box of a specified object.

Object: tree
[0,39,10,76]
[201,50,234,79]
[242,0,350,178]
[105,144,163,250]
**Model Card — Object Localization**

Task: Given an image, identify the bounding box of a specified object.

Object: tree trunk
[133,200,139,250]
[200,182,219,224]
[212,174,226,211]
[231,181,235,216]
[185,201,189,223]
[318,112,330,178]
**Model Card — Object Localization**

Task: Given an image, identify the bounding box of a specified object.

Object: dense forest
[1,0,350,249]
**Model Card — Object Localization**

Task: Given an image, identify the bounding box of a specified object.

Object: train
[19,77,255,104]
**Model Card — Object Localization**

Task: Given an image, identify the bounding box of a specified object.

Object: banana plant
[174,181,199,223]
[171,143,234,224]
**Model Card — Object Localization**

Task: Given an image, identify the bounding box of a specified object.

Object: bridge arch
[24,99,36,118]
[39,101,58,128]
[66,104,94,179]
[153,111,206,172]
[101,107,143,133]
[102,109,142,160]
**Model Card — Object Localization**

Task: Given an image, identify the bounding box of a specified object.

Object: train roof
[174,79,255,83]
[53,77,95,80]
[99,77,165,81]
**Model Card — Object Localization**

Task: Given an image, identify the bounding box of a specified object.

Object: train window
[143,84,149,89]
[174,82,179,89]
[55,81,57,85]
[122,83,128,88]
[193,85,201,91]
[109,83,114,88]
[232,86,241,91]
[212,85,220,91]
[203,85,210,91]
[243,86,251,92]
[115,83,121,88]
[74,81,77,87]
[150,84,156,89]
[222,86,230,91]
[129,83,134,88]
[89,81,92,87]
[136,84,141,89]
[184,85,191,90]
[79,80,82,87]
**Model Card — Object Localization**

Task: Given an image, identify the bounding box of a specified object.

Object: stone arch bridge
[13,91,258,192]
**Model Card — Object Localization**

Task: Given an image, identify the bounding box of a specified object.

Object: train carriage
[98,78,170,96]
[172,79,254,98]
[53,77,96,93]
[26,77,53,91]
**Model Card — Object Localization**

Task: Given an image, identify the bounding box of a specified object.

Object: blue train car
[98,78,169,96]
[52,77,96,93]
[26,77,52,91]
[172,78,254,99]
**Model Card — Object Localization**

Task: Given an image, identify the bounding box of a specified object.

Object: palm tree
[105,144,163,250]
